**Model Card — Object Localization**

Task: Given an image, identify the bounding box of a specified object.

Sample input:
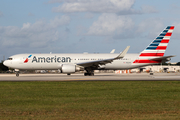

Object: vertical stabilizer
[133,26,174,63]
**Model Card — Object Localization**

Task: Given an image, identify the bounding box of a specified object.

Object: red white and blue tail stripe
[133,26,174,64]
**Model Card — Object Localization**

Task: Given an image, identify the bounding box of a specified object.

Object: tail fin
[134,26,174,64]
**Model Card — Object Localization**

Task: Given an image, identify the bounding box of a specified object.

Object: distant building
[115,65,180,74]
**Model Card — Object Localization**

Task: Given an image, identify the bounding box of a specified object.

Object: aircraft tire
[91,73,94,76]
[16,73,19,77]
[84,73,94,76]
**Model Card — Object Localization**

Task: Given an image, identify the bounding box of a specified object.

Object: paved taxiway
[1,73,180,81]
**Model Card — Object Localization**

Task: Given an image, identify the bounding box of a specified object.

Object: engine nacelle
[60,64,83,73]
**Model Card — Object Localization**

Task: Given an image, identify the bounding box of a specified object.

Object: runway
[1,73,180,81]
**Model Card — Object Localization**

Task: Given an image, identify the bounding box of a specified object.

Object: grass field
[0,81,180,120]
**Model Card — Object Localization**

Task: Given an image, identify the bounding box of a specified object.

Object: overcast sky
[0,0,180,62]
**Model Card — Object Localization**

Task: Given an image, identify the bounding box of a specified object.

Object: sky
[0,0,180,62]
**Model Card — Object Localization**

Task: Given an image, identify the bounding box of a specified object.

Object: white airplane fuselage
[4,53,145,70]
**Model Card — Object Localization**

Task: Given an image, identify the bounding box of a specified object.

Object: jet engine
[60,64,83,73]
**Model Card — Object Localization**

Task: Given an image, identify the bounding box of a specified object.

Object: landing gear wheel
[16,73,19,77]
[84,73,88,76]
[84,72,94,76]
[67,73,71,75]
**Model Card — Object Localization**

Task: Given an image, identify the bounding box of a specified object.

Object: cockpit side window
[8,58,13,60]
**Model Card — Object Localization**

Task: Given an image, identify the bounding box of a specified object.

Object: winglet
[110,49,115,53]
[115,46,130,59]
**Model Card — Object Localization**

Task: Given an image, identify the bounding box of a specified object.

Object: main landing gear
[84,69,94,76]
[84,72,94,76]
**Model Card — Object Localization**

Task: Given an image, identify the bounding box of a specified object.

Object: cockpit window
[8,58,13,60]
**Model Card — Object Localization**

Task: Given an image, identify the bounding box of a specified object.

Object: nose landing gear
[16,72,19,77]
[15,69,20,77]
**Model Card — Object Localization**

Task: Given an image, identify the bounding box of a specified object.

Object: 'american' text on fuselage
[32,56,71,63]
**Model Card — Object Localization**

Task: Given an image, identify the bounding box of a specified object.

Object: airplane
[3,26,175,77]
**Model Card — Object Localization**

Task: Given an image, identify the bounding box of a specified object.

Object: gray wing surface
[77,46,130,67]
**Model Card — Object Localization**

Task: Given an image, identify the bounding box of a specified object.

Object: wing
[77,46,130,68]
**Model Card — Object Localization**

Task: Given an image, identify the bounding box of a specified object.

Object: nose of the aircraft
[3,60,8,67]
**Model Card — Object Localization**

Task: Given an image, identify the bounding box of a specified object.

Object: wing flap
[77,58,113,67]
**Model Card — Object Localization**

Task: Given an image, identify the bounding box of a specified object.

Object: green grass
[0,81,180,120]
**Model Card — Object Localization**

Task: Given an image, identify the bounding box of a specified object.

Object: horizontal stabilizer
[149,55,175,61]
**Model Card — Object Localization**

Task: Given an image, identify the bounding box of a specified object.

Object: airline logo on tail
[24,55,32,63]
[133,26,174,64]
